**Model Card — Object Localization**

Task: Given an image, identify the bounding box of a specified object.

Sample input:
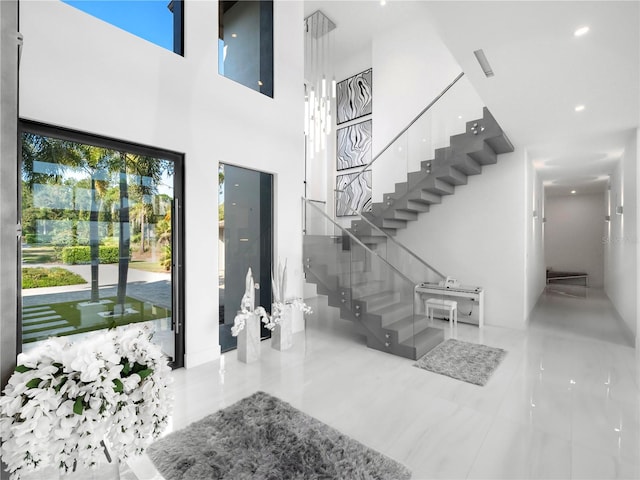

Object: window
[218,163,273,352]
[218,0,274,97]
[63,0,184,55]
[19,122,185,367]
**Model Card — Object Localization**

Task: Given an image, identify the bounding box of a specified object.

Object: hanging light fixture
[304,10,336,160]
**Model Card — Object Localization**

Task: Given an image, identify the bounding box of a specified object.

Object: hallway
[128,286,640,480]
[531,285,634,347]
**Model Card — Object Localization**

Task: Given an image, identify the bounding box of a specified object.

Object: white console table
[415,282,484,328]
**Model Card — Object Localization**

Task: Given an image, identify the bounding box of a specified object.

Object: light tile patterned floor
[128,285,640,480]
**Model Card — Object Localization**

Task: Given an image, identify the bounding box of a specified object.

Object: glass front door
[19,123,184,367]
[218,163,273,352]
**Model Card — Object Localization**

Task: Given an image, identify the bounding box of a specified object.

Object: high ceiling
[303,0,640,197]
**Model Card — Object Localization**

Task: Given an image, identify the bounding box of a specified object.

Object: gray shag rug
[147,391,412,480]
[414,339,506,386]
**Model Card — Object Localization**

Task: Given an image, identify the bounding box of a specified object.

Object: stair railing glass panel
[304,199,447,357]
[335,72,484,213]
[341,203,444,286]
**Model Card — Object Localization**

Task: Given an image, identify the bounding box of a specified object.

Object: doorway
[218,163,273,352]
[19,122,185,367]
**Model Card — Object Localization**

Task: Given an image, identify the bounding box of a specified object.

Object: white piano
[415,282,484,328]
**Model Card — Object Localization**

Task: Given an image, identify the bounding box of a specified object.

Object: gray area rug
[414,339,506,386]
[147,391,412,480]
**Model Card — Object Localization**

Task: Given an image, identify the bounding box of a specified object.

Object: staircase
[303,77,514,361]
[303,232,444,360]
[355,107,513,237]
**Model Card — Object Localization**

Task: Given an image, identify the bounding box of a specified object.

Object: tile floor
[129,285,640,479]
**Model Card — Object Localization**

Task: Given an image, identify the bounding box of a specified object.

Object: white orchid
[231,262,313,335]
[0,324,173,480]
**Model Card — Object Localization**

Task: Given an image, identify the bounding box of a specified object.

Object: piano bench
[425,298,458,329]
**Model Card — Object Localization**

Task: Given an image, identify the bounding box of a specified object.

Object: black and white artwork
[337,120,372,171]
[336,69,372,124]
[336,170,372,217]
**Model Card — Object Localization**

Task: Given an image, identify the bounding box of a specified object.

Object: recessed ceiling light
[380,0,386,5]
[575,104,585,112]
[574,26,590,37]
[231,33,237,38]
[571,190,577,194]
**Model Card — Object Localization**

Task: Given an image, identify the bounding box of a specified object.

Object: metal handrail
[339,71,465,192]
[342,203,445,279]
[304,198,418,286]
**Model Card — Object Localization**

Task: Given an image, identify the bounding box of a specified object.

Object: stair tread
[367,301,413,316]
[357,290,397,303]
[385,314,426,331]
[400,326,443,349]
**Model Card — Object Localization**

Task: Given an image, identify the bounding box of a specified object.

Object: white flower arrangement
[0,324,172,480]
[231,262,312,336]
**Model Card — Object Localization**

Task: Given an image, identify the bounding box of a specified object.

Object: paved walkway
[22,264,172,309]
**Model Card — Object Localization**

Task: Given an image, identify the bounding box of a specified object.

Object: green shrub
[159,244,172,271]
[24,234,38,245]
[61,246,127,265]
[22,267,87,289]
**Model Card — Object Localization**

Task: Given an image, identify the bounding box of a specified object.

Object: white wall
[20,0,304,368]
[525,156,546,319]
[371,14,484,205]
[396,150,527,329]
[545,193,606,288]
[605,130,638,339]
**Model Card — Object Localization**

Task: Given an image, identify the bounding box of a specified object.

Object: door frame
[17,120,186,368]
[218,162,274,352]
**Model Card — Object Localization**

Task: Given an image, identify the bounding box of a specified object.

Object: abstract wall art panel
[336,170,372,217]
[336,69,372,124]
[337,120,372,171]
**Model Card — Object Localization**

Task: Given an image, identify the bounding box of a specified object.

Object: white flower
[0,325,173,480]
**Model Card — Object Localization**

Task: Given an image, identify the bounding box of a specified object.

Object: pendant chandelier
[304,10,336,160]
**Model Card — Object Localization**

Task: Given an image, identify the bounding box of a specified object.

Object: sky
[63,0,175,52]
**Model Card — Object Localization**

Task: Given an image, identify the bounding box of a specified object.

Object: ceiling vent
[473,49,494,77]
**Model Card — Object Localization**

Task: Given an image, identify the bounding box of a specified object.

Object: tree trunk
[139,207,145,254]
[116,156,130,315]
[89,176,100,303]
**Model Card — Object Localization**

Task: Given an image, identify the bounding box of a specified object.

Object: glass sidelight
[218,163,273,352]
[19,122,184,367]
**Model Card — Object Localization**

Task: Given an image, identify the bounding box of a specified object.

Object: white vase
[237,312,261,363]
[271,307,293,351]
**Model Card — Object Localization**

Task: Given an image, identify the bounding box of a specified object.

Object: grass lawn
[22,267,87,289]
[22,296,171,343]
[129,260,169,274]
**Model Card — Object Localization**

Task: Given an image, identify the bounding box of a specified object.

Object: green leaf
[73,397,84,415]
[122,362,131,376]
[15,365,33,373]
[25,378,41,389]
[54,376,68,393]
[113,378,123,393]
[137,368,153,380]
[132,362,147,374]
